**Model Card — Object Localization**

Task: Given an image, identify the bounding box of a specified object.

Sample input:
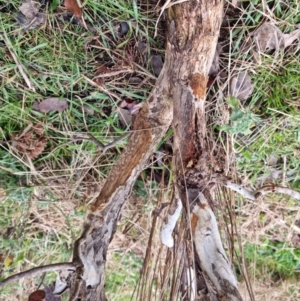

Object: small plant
[221,96,260,135]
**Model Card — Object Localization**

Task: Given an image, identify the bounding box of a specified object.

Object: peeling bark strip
[66,1,243,301]
[192,194,242,301]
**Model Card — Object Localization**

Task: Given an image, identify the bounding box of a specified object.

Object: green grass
[216,0,300,291]
[1,0,300,300]
[106,252,143,301]
[243,241,300,280]
[0,0,156,299]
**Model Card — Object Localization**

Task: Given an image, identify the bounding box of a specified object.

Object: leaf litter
[11,123,47,159]
[16,0,46,31]
[229,71,253,101]
[118,98,142,126]
[28,290,45,301]
[252,22,300,53]
[32,98,68,113]
[64,0,82,18]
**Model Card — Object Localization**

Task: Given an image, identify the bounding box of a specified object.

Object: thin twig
[81,74,121,101]
[0,262,75,288]
[225,180,300,201]
[73,132,131,152]
[2,32,35,91]
[94,68,133,79]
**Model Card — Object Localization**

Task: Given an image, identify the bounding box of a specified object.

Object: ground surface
[1,0,300,300]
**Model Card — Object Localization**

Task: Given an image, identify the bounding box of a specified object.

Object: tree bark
[65,1,243,300]
[168,1,243,300]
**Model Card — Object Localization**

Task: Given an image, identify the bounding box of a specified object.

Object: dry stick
[81,74,121,101]
[73,132,131,152]
[93,68,133,78]
[2,34,35,92]
[0,262,75,289]
[225,180,300,201]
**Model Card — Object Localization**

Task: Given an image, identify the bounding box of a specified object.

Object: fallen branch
[0,262,75,289]
[73,132,131,152]
[225,180,300,201]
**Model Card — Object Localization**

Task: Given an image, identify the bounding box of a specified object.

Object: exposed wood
[0,263,75,289]
[69,47,174,301]
[65,1,244,300]
[168,1,243,300]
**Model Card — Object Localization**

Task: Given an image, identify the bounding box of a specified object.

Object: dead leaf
[30,136,47,159]
[283,27,300,48]
[118,99,141,126]
[252,23,284,53]
[118,108,132,126]
[19,0,40,19]
[252,22,300,54]
[28,289,45,301]
[16,0,46,31]
[230,71,253,100]
[32,123,44,136]
[11,124,47,159]
[33,98,68,113]
[151,54,163,77]
[64,0,82,18]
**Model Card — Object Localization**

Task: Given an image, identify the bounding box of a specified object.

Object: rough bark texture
[169,1,243,300]
[66,1,243,301]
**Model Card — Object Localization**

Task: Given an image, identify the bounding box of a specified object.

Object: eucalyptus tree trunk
[67,1,243,300]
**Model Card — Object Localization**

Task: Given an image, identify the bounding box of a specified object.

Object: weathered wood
[69,60,173,300]
[169,1,243,300]
[66,1,243,300]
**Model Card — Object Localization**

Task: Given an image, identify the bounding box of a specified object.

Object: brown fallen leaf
[230,71,253,100]
[64,0,82,18]
[11,123,47,159]
[32,123,44,136]
[33,98,68,113]
[28,289,45,301]
[30,136,47,159]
